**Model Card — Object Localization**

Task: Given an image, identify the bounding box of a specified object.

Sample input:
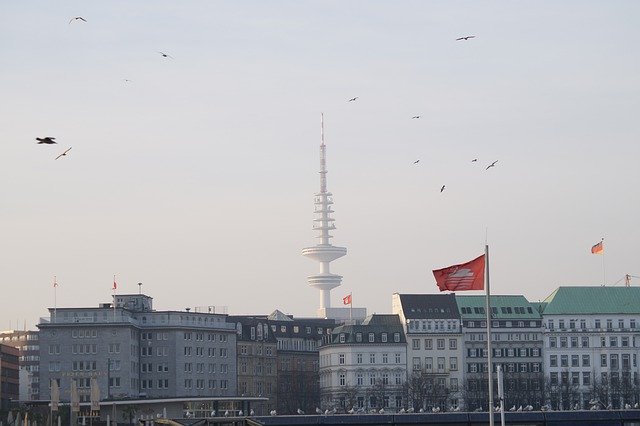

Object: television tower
[302,114,347,311]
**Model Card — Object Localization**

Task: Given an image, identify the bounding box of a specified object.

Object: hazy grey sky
[2,1,639,329]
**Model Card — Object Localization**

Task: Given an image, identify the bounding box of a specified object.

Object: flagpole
[53,275,58,323]
[485,244,494,426]
[113,275,116,322]
[349,293,353,320]
[601,238,606,286]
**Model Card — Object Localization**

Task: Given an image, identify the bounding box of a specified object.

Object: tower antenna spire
[302,114,347,315]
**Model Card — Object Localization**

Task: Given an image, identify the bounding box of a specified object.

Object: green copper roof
[455,295,541,319]
[542,286,640,314]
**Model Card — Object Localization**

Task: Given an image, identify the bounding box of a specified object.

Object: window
[412,357,421,371]
[571,355,579,367]
[549,337,557,348]
[368,333,375,342]
[619,319,625,329]
[560,337,568,348]
[394,333,400,342]
[357,373,363,386]
[572,372,580,385]
[607,319,613,330]
[339,354,345,365]
[425,339,433,350]
[559,320,565,329]
[339,334,345,343]
[437,357,445,371]
[580,319,586,329]
[611,354,619,369]
[357,353,363,364]
[395,353,401,363]
[595,319,601,329]
[569,319,576,329]
[449,339,457,350]
[570,337,578,347]
[601,354,607,367]
[450,357,458,371]
[412,339,420,350]
[561,355,568,367]
[381,333,388,342]
[582,355,590,367]
[382,353,388,364]
[437,339,445,350]
[622,336,629,347]
[550,355,557,367]
[424,357,433,371]
[339,373,346,386]
[583,372,591,385]
[548,320,554,330]
[582,336,589,348]
[550,373,558,386]
[631,319,636,329]
[369,353,376,364]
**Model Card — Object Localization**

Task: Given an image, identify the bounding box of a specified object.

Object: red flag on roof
[343,293,352,305]
[433,254,485,292]
[591,240,603,254]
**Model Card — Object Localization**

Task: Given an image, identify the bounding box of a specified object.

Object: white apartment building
[319,314,407,412]
[542,286,640,410]
[392,293,463,411]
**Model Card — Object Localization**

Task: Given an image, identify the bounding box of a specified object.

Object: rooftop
[456,295,541,319]
[542,286,640,315]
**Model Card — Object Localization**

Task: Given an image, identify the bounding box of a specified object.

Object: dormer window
[368,333,375,343]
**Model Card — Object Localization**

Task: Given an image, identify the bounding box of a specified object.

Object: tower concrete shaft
[302,114,347,310]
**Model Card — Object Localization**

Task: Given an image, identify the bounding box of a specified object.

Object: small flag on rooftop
[591,240,604,255]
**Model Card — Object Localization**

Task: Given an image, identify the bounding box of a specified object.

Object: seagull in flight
[348,97,358,102]
[440,185,446,193]
[55,147,72,160]
[412,115,421,119]
[158,51,174,59]
[123,79,132,83]
[471,158,478,162]
[456,35,475,41]
[69,17,87,24]
[485,160,498,170]
[413,159,420,164]
[36,137,57,145]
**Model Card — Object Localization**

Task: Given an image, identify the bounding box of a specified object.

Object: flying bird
[471,158,478,162]
[55,147,72,160]
[456,35,475,41]
[123,79,132,83]
[69,17,87,24]
[297,409,304,415]
[440,185,445,193]
[413,159,420,164]
[412,115,421,119]
[36,137,57,144]
[158,51,174,59]
[485,160,498,170]
[348,97,358,102]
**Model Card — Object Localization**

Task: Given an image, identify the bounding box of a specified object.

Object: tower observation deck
[302,114,347,311]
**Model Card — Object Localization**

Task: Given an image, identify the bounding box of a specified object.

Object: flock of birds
[35,16,177,161]
[188,401,640,419]
[344,34,498,194]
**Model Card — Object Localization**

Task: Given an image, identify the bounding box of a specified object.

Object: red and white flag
[343,293,352,305]
[112,276,117,290]
[433,254,485,292]
[591,240,604,255]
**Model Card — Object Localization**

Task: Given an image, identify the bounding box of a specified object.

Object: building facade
[541,287,640,410]
[457,295,544,411]
[267,310,335,414]
[38,294,237,404]
[228,316,278,415]
[392,293,463,411]
[319,314,407,412]
[0,344,20,410]
[0,329,40,401]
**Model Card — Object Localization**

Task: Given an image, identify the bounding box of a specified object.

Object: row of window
[549,335,637,348]
[551,353,637,369]
[467,332,540,342]
[71,330,98,339]
[340,332,402,343]
[468,362,541,373]
[412,356,458,371]
[335,353,403,365]
[412,338,456,350]
[407,320,459,332]
[468,347,541,358]
[460,306,534,315]
[182,379,229,389]
[239,345,274,356]
[548,318,637,330]
[183,363,229,374]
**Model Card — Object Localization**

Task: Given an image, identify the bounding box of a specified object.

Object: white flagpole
[53,275,58,322]
[485,244,494,426]
[601,238,606,286]
[349,293,353,320]
[113,275,116,322]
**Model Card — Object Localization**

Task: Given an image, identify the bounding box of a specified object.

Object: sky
[1,1,639,330]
